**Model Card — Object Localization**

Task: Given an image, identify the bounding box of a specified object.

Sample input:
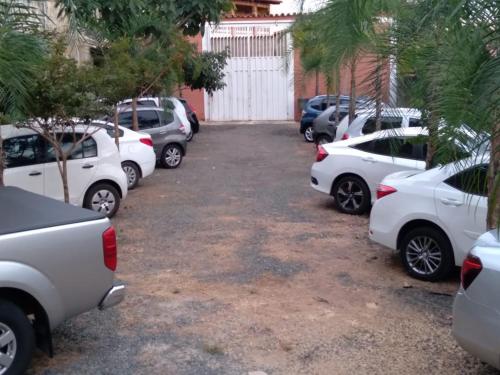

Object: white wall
[270,0,325,14]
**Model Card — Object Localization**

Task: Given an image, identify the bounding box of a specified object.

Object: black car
[178,98,200,134]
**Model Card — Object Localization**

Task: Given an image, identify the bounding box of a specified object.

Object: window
[3,135,43,168]
[99,124,124,139]
[118,112,133,129]
[371,137,418,159]
[352,140,373,152]
[329,111,349,122]
[409,118,423,127]
[137,100,157,107]
[137,111,160,129]
[445,164,488,196]
[362,117,403,135]
[340,98,350,106]
[46,134,97,162]
[159,110,175,125]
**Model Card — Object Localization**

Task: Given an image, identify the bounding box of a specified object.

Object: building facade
[232,0,282,16]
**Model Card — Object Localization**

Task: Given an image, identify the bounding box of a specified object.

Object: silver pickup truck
[0,187,125,375]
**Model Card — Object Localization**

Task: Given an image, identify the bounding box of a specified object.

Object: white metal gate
[203,21,294,121]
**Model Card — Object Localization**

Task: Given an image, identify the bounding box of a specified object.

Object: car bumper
[453,291,500,370]
[300,118,314,133]
[368,200,400,250]
[99,283,126,310]
[141,159,156,178]
[310,162,333,195]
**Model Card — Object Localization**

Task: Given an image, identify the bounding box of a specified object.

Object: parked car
[369,156,489,281]
[92,121,156,190]
[1,125,128,218]
[0,186,125,374]
[118,97,194,141]
[311,127,430,215]
[178,97,200,134]
[312,106,350,144]
[453,230,500,370]
[117,106,187,169]
[334,108,423,142]
[301,95,368,142]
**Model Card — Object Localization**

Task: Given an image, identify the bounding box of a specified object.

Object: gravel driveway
[30,123,496,375]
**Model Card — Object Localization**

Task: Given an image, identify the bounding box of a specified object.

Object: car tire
[332,175,371,215]
[122,161,140,190]
[160,144,183,169]
[84,183,121,218]
[186,131,194,142]
[0,299,35,375]
[400,227,454,281]
[303,126,314,143]
[316,134,333,145]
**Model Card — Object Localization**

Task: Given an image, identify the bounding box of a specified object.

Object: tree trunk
[375,63,382,131]
[348,57,357,125]
[315,70,320,96]
[335,69,341,125]
[61,156,70,203]
[0,133,4,187]
[132,97,139,132]
[425,117,438,170]
[114,107,120,149]
[487,121,500,230]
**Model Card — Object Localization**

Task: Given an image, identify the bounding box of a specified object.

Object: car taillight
[461,254,482,290]
[179,124,186,134]
[376,184,398,200]
[316,145,329,162]
[140,138,153,147]
[341,133,349,140]
[102,227,117,271]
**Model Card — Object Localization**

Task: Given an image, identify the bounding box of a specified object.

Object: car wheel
[303,126,314,142]
[122,161,140,190]
[84,183,121,218]
[0,299,35,375]
[316,134,333,145]
[186,131,194,142]
[160,144,183,169]
[400,227,454,281]
[332,176,371,215]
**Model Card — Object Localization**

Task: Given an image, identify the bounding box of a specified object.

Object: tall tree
[0,0,46,186]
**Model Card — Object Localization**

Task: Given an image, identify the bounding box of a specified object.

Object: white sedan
[369,156,489,281]
[93,121,156,190]
[311,127,428,215]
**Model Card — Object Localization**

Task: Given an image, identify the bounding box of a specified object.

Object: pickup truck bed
[0,187,104,235]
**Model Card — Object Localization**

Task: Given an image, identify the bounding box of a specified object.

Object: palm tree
[0,1,46,186]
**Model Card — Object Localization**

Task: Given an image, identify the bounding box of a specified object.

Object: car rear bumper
[310,162,333,195]
[453,291,500,370]
[141,159,156,178]
[300,118,314,133]
[99,283,126,310]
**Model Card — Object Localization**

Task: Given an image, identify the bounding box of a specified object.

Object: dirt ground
[29,123,497,375]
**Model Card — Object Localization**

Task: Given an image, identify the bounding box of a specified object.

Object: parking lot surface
[30,123,496,374]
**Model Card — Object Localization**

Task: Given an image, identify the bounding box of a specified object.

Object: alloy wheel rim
[0,322,17,375]
[165,148,181,167]
[337,180,364,211]
[305,127,314,142]
[406,236,442,275]
[123,166,137,187]
[91,189,116,215]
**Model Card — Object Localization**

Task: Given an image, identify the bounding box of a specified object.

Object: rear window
[362,117,403,135]
[445,164,488,196]
[329,111,349,122]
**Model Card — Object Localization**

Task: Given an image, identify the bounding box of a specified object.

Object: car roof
[0,124,106,138]
[120,106,165,113]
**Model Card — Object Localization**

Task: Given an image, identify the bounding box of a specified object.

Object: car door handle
[29,171,42,176]
[362,157,376,163]
[82,164,95,169]
[440,198,464,207]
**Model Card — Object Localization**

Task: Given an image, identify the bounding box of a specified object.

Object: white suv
[1,125,128,217]
[369,157,489,281]
[334,108,422,141]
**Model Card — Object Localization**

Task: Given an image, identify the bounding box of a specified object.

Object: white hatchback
[1,125,128,217]
[369,156,489,281]
[92,121,156,189]
[311,127,429,215]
